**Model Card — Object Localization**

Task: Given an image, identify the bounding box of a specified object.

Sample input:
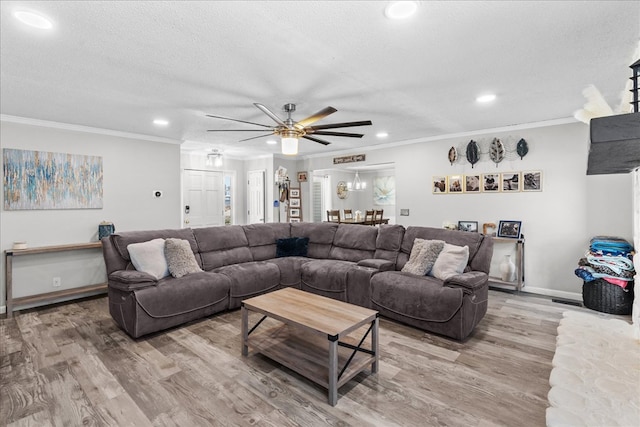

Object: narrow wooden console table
[5,242,106,318]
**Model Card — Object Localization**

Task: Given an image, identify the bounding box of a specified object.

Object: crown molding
[0,114,182,145]
[301,116,579,160]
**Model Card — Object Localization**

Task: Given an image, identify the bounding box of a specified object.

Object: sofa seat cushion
[265,256,312,287]
[370,271,464,323]
[214,261,281,309]
[133,272,230,318]
[301,259,356,301]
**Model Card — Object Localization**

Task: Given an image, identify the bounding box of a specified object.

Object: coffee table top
[242,288,378,337]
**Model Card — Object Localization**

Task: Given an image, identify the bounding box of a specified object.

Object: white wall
[304,121,633,299]
[1,120,181,312]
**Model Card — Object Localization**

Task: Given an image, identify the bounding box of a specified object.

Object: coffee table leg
[371,316,379,373]
[241,304,248,356]
[328,335,338,406]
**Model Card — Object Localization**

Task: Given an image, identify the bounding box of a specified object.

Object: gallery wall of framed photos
[432,171,542,194]
[287,187,302,222]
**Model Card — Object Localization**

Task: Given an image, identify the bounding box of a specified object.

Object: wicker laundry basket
[582,279,634,315]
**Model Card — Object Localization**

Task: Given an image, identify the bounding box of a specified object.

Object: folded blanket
[589,236,634,257]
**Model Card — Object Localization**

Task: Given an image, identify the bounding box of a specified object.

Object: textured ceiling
[1,1,638,159]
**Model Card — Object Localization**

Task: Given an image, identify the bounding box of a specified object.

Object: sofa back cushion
[193,225,253,270]
[291,222,338,259]
[243,223,291,261]
[329,224,378,262]
[111,228,200,268]
[399,227,490,273]
[374,224,405,264]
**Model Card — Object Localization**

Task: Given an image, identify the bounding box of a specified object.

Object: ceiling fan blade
[254,103,289,128]
[307,120,373,130]
[238,133,274,142]
[205,114,272,128]
[302,135,331,146]
[295,106,337,128]
[310,130,364,138]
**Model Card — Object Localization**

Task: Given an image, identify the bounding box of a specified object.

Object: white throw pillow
[127,238,169,280]
[430,243,469,280]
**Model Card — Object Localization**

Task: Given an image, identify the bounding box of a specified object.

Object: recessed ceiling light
[385,1,418,19]
[13,10,53,29]
[376,132,389,138]
[266,139,278,145]
[153,119,169,126]
[476,94,497,103]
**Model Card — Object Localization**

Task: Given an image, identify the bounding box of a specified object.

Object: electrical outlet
[53,277,61,287]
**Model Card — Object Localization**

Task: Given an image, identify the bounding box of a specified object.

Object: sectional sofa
[101,222,494,340]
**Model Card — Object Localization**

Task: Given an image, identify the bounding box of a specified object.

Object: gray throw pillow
[401,239,445,275]
[164,238,202,278]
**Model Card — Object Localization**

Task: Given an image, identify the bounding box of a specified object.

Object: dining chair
[326,210,341,223]
[343,209,354,220]
[374,209,384,226]
[363,210,375,225]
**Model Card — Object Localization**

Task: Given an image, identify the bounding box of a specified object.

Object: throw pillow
[165,238,203,278]
[276,237,309,257]
[430,243,470,280]
[127,238,169,280]
[401,239,445,275]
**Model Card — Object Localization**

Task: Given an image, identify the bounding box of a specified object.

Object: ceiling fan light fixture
[281,136,298,155]
[385,1,418,20]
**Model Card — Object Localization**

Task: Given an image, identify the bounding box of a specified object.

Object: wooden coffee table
[241,287,379,406]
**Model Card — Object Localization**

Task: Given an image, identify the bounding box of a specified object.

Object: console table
[489,236,525,292]
[4,242,106,318]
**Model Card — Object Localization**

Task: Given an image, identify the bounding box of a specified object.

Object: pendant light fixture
[206,149,223,167]
[347,171,366,191]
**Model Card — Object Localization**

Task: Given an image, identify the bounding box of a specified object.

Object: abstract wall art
[3,148,103,210]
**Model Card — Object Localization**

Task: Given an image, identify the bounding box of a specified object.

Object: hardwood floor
[0,290,621,426]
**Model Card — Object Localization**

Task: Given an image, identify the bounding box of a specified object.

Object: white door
[183,170,224,227]
[247,170,265,224]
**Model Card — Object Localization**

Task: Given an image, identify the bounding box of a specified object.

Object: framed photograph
[522,170,542,191]
[497,220,522,239]
[289,208,300,218]
[290,188,300,198]
[464,175,480,193]
[458,221,478,232]
[297,171,308,182]
[289,198,300,207]
[432,175,448,194]
[482,173,500,192]
[501,172,520,192]
[448,175,463,193]
[289,218,301,223]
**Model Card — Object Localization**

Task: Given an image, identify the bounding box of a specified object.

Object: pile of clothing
[575,236,635,289]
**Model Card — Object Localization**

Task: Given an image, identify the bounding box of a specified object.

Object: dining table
[326,218,389,225]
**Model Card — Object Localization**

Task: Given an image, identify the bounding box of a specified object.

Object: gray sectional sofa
[101,222,494,340]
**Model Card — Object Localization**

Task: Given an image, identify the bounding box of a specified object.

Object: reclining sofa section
[101,222,493,340]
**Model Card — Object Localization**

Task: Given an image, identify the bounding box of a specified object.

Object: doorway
[182,169,224,228]
[247,170,265,224]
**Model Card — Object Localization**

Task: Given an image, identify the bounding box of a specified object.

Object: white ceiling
[1,1,638,159]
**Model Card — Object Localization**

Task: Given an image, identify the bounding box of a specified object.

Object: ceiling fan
[207,103,372,155]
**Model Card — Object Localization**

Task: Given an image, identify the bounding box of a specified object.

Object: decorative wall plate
[337,181,349,199]
[448,146,458,165]
[489,138,505,166]
[517,138,529,159]
[466,140,479,168]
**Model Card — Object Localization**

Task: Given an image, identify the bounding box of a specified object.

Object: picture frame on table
[501,172,520,192]
[289,208,300,218]
[482,173,500,192]
[289,218,301,223]
[522,170,543,191]
[290,188,300,198]
[432,176,448,194]
[297,171,308,182]
[497,220,522,239]
[458,221,478,232]
[289,198,300,208]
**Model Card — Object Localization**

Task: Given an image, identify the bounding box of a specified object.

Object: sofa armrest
[444,271,488,292]
[108,270,157,292]
[357,259,394,272]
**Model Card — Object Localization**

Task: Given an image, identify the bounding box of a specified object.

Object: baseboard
[518,286,582,302]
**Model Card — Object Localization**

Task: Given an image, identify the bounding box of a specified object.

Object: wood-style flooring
[0,290,622,426]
